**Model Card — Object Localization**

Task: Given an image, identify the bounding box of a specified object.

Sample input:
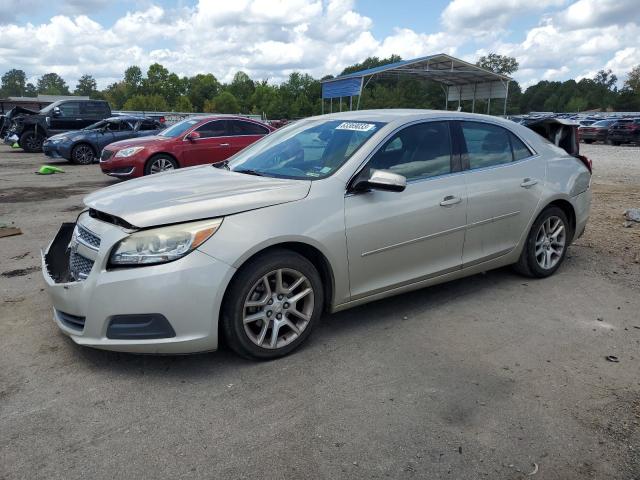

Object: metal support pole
[458,86,462,110]
[339,97,342,112]
[321,98,324,115]
[350,96,352,111]
[472,83,477,113]
[487,83,492,114]
[503,81,510,116]
[330,98,333,113]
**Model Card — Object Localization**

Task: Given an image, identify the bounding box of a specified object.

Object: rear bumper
[608,132,639,143]
[41,217,236,354]
[571,188,591,241]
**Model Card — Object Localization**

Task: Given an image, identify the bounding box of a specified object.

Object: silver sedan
[42,110,592,359]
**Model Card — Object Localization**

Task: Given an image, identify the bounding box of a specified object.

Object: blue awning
[321,77,362,99]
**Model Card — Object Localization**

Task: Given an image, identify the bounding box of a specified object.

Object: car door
[49,102,81,134]
[227,119,270,155]
[182,120,231,166]
[344,121,467,299]
[456,121,545,267]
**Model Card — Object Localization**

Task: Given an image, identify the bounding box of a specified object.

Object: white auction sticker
[336,122,376,132]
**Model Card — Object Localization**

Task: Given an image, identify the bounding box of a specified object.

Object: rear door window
[58,102,81,117]
[81,102,108,117]
[460,122,513,169]
[510,133,533,161]
[229,120,270,135]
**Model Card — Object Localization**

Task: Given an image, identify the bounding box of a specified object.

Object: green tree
[476,53,519,75]
[624,65,640,94]
[37,73,70,95]
[74,74,97,97]
[229,71,255,111]
[24,83,37,97]
[187,73,220,111]
[173,95,193,112]
[340,55,401,76]
[565,96,588,112]
[206,91,240,113]
[1,69,27,96]
[123,66,143,96]
[593,69,617,90]
[123,94,169,111]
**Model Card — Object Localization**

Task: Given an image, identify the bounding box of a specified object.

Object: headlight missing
[109,218,223,266]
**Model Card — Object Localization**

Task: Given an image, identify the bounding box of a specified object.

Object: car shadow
[68,266,531,378]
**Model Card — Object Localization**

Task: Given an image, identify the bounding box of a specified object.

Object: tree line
[2,54,640,117]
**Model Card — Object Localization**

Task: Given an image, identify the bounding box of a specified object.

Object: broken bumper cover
[4,133,19,144]
[43,142,72,160]
[41,214,235,354]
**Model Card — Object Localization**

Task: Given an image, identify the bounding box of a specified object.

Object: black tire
[144,154,178,175]
[221,249,324,360]
[584,139,594,144]
[70,143,96,165]
[611,141,621,146]
[19,130,44,153]
[514,206,572,278]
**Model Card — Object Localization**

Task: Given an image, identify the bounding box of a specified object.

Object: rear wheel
[221,249,324,360]
[19,131,44,153]
[70,143,95,165]
[514,206,571,278]
[144,154,178,175]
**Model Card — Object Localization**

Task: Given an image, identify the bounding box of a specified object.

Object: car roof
[109,115,158,122]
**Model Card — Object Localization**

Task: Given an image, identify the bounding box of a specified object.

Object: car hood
[84,165,312,228]
[105,135,170,150]
[48,130,91,141]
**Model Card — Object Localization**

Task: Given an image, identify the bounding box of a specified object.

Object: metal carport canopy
[321,53,512,113]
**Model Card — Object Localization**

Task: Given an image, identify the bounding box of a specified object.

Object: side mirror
[185,131,201,141]
[352,169,406,193]
[52,106,61,117]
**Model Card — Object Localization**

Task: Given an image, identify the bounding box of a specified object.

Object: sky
[1,0,639,90]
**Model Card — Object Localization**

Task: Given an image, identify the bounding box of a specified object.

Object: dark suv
[3,99,112,152]
[607,118,640,145]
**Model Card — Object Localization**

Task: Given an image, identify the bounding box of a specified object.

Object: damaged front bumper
[41,213,233,354]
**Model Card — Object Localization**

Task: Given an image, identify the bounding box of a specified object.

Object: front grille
[100,149,114,162]
[77,225,100,250]
[69,251,94,280]
[57,310,85,331]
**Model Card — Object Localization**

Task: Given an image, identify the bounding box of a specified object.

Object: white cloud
[441,0,565,33]
[554,0,640,30]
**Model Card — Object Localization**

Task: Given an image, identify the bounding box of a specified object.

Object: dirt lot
[1,144,639,479]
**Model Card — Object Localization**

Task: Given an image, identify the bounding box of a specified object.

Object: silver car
[42,110,592,359]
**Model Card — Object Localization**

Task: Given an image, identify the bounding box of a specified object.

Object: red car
[99,115,274,178]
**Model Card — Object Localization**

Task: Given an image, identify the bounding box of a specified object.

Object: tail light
[159,116,166,124]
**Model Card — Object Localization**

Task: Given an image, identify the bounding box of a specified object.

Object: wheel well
[547,199,576,239]
[223,242,335,314]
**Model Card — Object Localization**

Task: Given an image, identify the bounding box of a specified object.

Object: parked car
[42,116,164,165]
[42,110,591,359]
[607,118,640,145]
[3,99,112,152]
[99,115,274,178]
[578,119,596,127]
[579,119,617,144]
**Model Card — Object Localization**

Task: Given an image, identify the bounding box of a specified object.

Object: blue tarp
[321,77,362,99]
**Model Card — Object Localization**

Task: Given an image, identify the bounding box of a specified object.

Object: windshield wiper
[214,160,230,170]
[233,169,264,177]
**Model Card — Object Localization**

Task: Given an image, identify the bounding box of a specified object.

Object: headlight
[109,218,223,266]
[115,146,145,158]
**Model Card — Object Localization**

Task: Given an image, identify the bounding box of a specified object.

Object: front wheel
[19,131,44,153]
[514,206,571,278]
[144,154,178,175]
[221,250,324,360]
[70,143,95,165]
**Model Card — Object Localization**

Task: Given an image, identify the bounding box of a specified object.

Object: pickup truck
[3,99,112,153]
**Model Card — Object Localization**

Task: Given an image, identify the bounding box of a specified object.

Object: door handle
[520,178,538,188]
[439,195,462,207]
[219,143,230,147]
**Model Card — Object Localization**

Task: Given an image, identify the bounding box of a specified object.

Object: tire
[70,143,96,165]
[221,249,324,360]
[611,141,621,146]
[584,139,594,144]
[144,154,178,175]
[19,130,44,153]
[514,206,572,278]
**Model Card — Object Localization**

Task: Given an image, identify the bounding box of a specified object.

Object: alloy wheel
[149,157,175,174]
[242,268,314,349]
[73,145,94,164]
[535,215,566,270]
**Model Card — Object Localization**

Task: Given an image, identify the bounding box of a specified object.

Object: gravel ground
[0,143,639,479]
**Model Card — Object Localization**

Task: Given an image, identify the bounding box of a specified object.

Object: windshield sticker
[320,166,332,173]
[336,122,376,132]
[306,172,321,177]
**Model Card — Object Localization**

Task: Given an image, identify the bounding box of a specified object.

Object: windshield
[84,120,108,130]
[593,120,615,126]
[227,119,385,180]
[158,119,200,137]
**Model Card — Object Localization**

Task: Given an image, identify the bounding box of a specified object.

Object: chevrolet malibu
[42,110,592,360]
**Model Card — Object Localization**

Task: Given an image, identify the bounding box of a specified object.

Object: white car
[42,110,592,359]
